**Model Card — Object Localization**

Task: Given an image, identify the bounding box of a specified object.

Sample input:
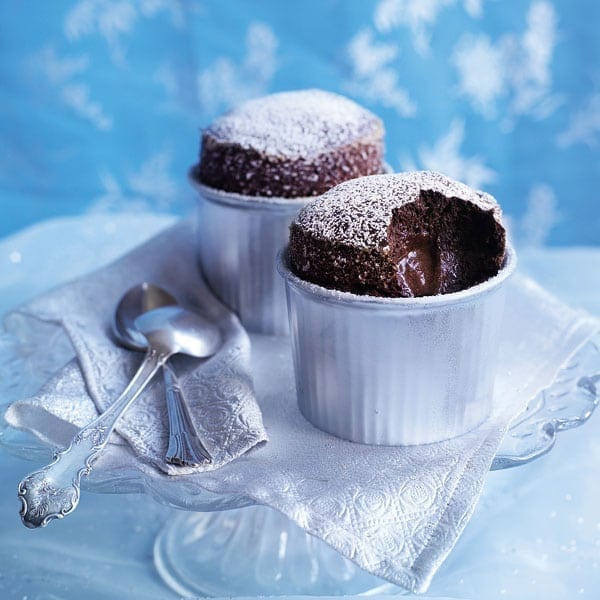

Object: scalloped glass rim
[490,333,600,470]
[1,315,599,509]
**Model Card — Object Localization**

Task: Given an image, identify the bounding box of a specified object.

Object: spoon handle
[18,348,165,528]
[163,361,212,466]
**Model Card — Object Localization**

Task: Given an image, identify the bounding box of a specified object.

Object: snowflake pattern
[1,0,598,243]
[401,119,496,189]
[452,1,562,127]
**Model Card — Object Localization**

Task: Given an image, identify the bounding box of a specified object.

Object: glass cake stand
[0,214,598,597]
[1,316,598,597]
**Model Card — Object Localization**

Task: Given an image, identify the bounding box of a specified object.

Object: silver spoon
[114,283,212,467]
[18,305,222,528]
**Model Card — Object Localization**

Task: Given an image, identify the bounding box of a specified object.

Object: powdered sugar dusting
[295,171,502,248]
[205,89,383,159]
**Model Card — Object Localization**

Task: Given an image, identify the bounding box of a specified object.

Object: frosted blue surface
[0,213,599,599]
[0,1,598,245]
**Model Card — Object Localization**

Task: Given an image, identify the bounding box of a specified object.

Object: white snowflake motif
[90,149,180,212]
[452,1,561,127]
[197,22,279,117]
[557,93,600,148]
[401,119,496,189]
[345,28,416,117]
[374,0,483,55]
[519,184,561,247]
[29,45,113,131]
[64,0,183,65]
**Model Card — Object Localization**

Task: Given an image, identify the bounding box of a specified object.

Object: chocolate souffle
[196,89,385,198]
[289,171,507,297]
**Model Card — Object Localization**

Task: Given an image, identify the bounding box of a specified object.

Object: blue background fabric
[0,0,598,246]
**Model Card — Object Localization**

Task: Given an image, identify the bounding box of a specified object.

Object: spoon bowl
[113,282,177,351]
[135,305,222,358]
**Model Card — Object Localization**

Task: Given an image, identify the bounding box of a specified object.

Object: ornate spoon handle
[18,348,165,528]
[163,361,211,466]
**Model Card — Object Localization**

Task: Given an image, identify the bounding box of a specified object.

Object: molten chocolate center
[388,192,505,297]
[396,238,440,296]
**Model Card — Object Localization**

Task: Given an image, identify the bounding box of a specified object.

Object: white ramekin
[190,169,311,335]
[278,246,517,445]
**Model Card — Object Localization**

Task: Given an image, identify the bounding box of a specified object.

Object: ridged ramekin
[190,168,311,335]
[278,246,517,445]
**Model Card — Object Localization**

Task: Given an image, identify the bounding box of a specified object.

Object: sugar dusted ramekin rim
[188,165,316,212]
[277,244,517,310]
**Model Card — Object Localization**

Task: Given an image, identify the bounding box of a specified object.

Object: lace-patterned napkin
[5,219,599,592]
[5,221,267,475]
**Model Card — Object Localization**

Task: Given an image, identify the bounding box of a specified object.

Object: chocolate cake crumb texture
[289,171,507,297]
[197,89,384,198]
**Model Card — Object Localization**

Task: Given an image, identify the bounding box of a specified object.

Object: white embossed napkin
[5,221,267,475]
[4,220,599,592]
